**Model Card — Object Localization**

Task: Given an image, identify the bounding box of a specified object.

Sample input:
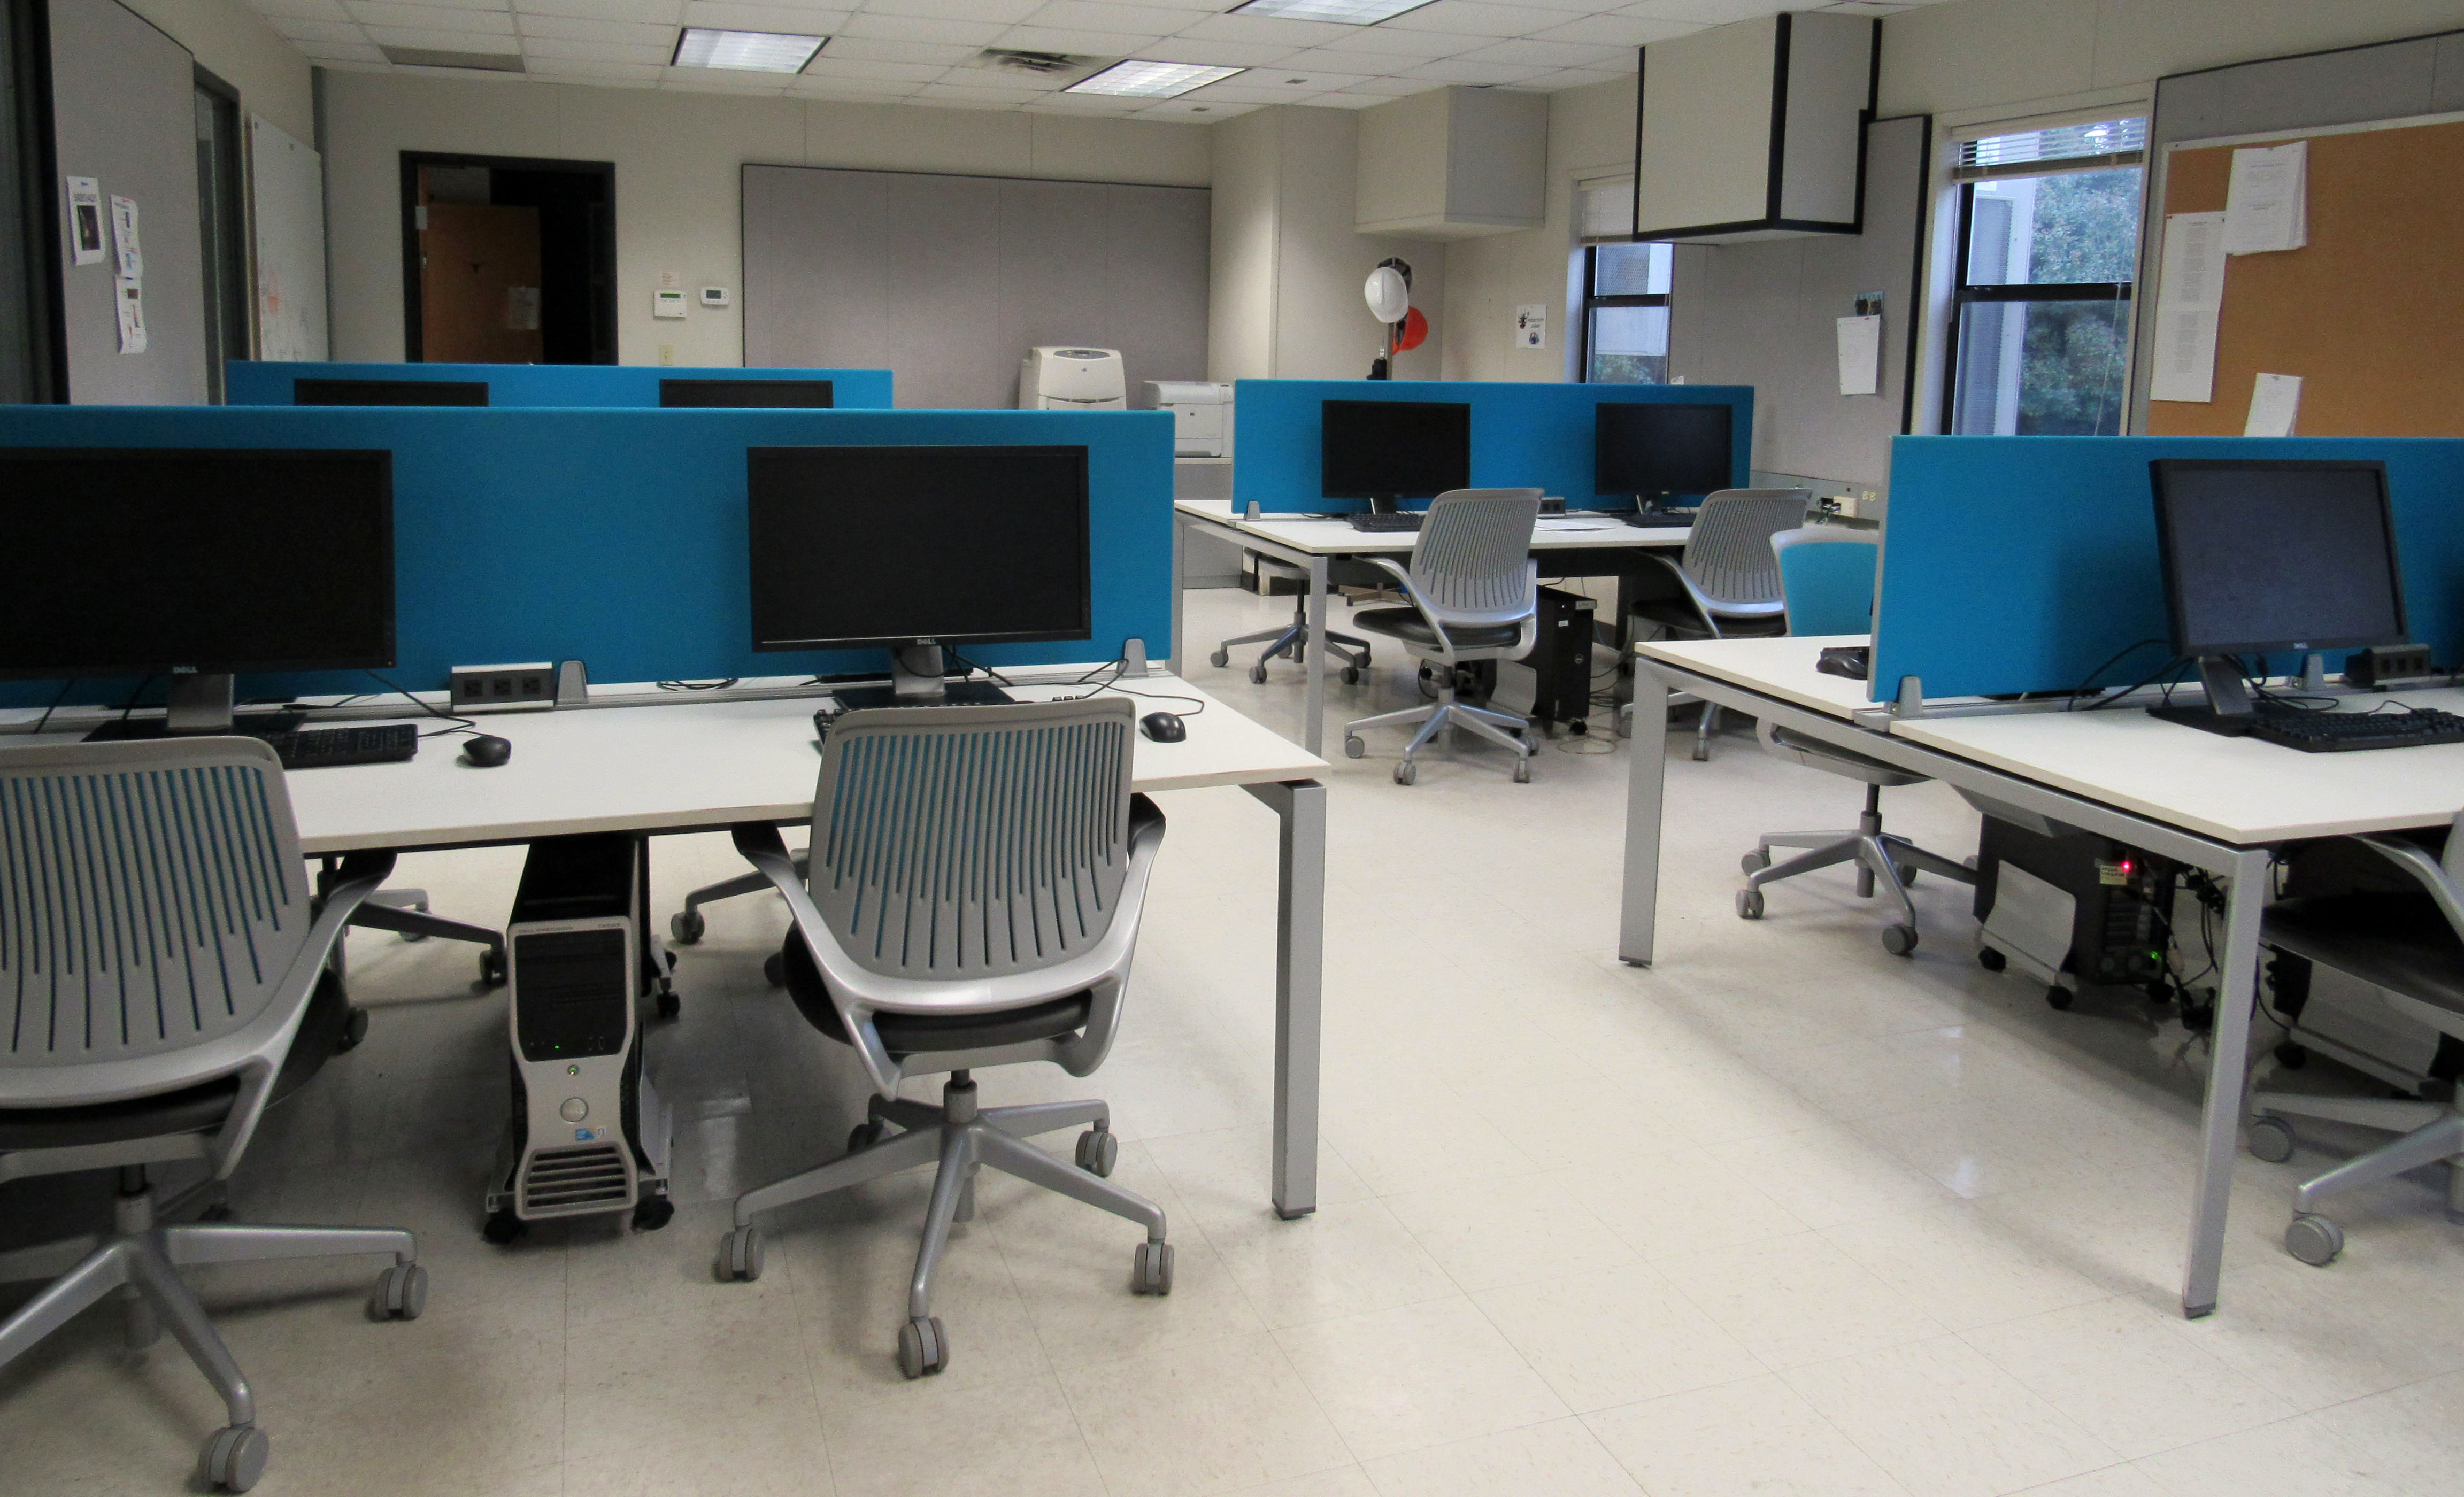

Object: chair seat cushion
[2265,893,2464,1019]
[777,932,1094,1055]
[1631,599,1788,638]
[1350,606,1521,651]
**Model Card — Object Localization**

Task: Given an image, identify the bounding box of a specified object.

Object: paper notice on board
[2223,141,2307,254]
[2149,211,2227,403]
[108,196,142,280]
[2245,372,2301,436]
[65,177,105,265]
[1835,314,1882,396]
[114,276,147,353]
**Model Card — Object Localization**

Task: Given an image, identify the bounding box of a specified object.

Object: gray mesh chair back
[1404,488,1543,624]
[811,696,1137,983]
[1680,489,1813,611]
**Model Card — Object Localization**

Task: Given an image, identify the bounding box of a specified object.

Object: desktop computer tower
[483,832,673,1241]
[1524,587,1597,732]
[1973,816,2177,1007]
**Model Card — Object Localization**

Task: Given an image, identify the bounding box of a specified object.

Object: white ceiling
[255,0,1949,120]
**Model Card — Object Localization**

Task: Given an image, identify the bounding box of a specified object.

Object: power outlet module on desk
[2344,644,2440,689]
[452,662,557,712]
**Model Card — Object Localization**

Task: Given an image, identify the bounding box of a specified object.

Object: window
[1945,115,2145,435]
[1580,242,1673,384]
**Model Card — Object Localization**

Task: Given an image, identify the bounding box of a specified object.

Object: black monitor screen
[749,445,1089,651]
[2151,458,2405,657]
[0,448,395,677]
[661,379,835,408]
[1596,402,1734,500]
[295,378,489,406]
[1320,400,1470,500]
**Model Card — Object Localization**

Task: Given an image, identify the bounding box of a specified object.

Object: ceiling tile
[253,0,360,18]
[1533,12,1693,45]
[848,0,1043,21]
[361,24,522,48]
[1137,37,1299,65]
[910,79,1046,101]
[352,3,515,33]
[1341,73,1443,92]
[801,54,950,77]
[1397,55,1551,81]
[292,40,389,59]
[1174,13,1356,49]
[1304,26,1485,57]
[528,58,667,78]
[1516,64,1622,87]
[1458,36,1620,66]
[818,35,979,60]
[350,0,505,10]
[992,24,1162,52]
[1138,97,1259,119]
[520,35,674,59]
[1303,90,1389,107]
[1020,1,1204,32]
[268,19,371,43]
[1620,0,1787,24]
[1381,2,1578,36]
[674,2,849,31]
[517,16,681,43]
[784,75,923,95]
[518,0,683,20]
[1272,45,1430,72]
[834,13,1008,43]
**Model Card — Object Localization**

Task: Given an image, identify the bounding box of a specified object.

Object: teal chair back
[1771,530,1877,636]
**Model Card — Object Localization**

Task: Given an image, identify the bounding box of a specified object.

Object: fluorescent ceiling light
[1065,60,1244,98]
[671,28,827,73]
[1227,0,1436,24]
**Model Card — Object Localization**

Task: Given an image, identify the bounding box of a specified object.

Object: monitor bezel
[2149,456,2408,659]
[0,446,398,679]
[746,443,1091,653]
[293,377,489,407]
[1318,399,1473,501]
[1592,400,1735,500]
[660,379,836,409]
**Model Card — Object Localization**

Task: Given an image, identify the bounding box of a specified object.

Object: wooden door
[420,203,543,364]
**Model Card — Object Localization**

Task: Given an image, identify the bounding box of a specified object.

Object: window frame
[1576,243,1673,385]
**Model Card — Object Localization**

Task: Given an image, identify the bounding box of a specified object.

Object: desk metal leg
[2182,847,2269,1317]
[1618,668,1670,967]
[1245,778,1324,1219]
[1170,511,1189,677]
[1302,558,1329,756]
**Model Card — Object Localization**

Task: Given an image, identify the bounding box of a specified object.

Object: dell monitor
[0,447,395,735]
[2149,457,2406,727]
[1320,400,1471,513]
[295,377,489,406]
[1595,402,1734,514]
[748,444,1089,708]
[661,379,835,409]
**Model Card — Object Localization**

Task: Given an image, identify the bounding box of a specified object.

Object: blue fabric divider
[225,361,895,409]
[0,406,1170,709]
[1229,379,1754,512]
[1874,436,2464,701]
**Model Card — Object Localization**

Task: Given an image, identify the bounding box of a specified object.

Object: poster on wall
[65,176,105,265]
[114,276,147,353]
[109,196,142,280]
[1515,304,1546,349]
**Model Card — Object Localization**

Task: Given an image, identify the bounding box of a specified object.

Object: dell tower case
[483,833,673,1241]
[1524,586,1597,734]
[1972,816,2177,1011]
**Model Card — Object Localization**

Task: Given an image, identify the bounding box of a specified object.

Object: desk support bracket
[1244,778,1324,1219]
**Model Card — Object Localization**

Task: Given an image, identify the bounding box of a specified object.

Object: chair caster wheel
[1208,649,1229,669]
[1344,735,1365,759]
[480,948,507,987]
[670,910,705,944]
[1512,758,1532,784]
[2286,1212,2343,1267]
[762,952,786,987]
[1741,849,1769,875]
[2045,985,2073,1010]
[1075,1127,1118,1177]
[848,1120,888,1154]
[2274,1041,2309,1069]
[1249,663,1269,685]
[898,1315,948,1378]
[335,1007,370,1054]
[1736,888,1765,920]
[369,1262,427,1321]
[1690,743,1710,762]
[1897,866,1919,886]
[633,1194,675,1231]
[2246,1115,2297,1164]
[655,986,681,1020]
[482,1209,526,1245]
[1393,761,1416,785]
[717,1225,765,1282]
[1881,924,1918,957]
[398,904,431,942]
[1131,1240,1175,1295]
[1341,666,1361,685]
[203,1424,270,1492]
[1977,946,2007,973]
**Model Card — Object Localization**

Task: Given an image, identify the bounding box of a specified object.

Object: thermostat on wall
[699,287,731,307]
[653,289,687,319]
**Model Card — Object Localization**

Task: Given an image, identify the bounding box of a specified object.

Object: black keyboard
[2245,706,2464,753]
[260,723,420,768]
[1623,509,1699,528]
[1346,512,1424,533]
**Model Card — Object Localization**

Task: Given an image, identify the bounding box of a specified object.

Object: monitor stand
[1367,494,1401,515]
[83,673,304,743]
[831,643,1014,712]
[2147,654,2258,738]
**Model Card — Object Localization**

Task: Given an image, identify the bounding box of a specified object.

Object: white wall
[1205,104,1444,383]
[319,71,1210,366]
[121,0,313,143]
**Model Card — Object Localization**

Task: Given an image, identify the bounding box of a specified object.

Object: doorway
[194,70,249,402]
[401,152,613,365]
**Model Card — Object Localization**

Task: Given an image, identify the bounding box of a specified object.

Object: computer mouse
[460,734,513,768]
[1139,712,1186,743]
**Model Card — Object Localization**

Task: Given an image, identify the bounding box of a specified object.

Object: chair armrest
[730,823,906,1095]
[1639,553,1721,636]
[1360,556,1539,661]
[2354,835,2464,941]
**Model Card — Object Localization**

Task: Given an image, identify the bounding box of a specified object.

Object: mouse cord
[363,670,481,739]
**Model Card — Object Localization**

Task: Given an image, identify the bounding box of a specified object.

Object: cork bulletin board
[2147,113,2464,436]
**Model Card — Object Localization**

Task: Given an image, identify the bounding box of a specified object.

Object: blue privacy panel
[1230,379,1754,513]
[225,361,895,410]
[1874,436,2464,701]
[0,406,1170,709]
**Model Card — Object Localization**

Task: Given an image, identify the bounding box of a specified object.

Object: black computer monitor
[1595,402,1734,513]
[660,379,835,408]
[748,445,1089,708]
[0,447,395,734]
[1320,400,1470,513]
[294,377,489,406]
[2149,457,2405,723]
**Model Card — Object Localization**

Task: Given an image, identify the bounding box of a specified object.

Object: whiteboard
[250,116,327,362]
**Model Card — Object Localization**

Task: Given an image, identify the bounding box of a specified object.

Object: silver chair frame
[1629,488,1812,759]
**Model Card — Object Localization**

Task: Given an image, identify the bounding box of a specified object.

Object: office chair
[713,697,1174,1379]
[0,739,427,1493]
[1734,528,1975,956]
[2246,813,2464,1266]
[1338,488,1542,785]
[1211,553,1373,685]
[1629,488,1813,760]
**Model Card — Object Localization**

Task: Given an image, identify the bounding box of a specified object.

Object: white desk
[1172,499,1695,753]
[1619,637,2464,1318]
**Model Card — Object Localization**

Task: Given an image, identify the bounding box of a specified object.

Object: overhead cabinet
[1354,87,1548,241]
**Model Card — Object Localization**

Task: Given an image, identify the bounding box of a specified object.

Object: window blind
[1952,117,2146,182]
[1574,174,1634,245]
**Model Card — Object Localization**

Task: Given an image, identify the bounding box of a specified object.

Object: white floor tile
[1583,1375,1912,1497]
[1962,1297,2296,1460]
[1360,1417,1642,1496]
[1470,1262,1765,1413]
[2306,1370,2464,1496]
[1062,1331,1355,1497]
[2127,1414,2415,1497]
[1273,1297,1570,1462]
[1382,1168,1640,1293]
[1653,1231,1946,1370]
[1780,1335,2120,1497]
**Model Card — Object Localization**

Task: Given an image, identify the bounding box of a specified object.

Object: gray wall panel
[744,164,1208,409]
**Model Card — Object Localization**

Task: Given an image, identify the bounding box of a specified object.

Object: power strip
[451,662,558,712]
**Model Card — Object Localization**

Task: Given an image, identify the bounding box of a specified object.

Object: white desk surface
[1637,636,1878,721]
[4,677,1322,856]
[1175,499,1693,555]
